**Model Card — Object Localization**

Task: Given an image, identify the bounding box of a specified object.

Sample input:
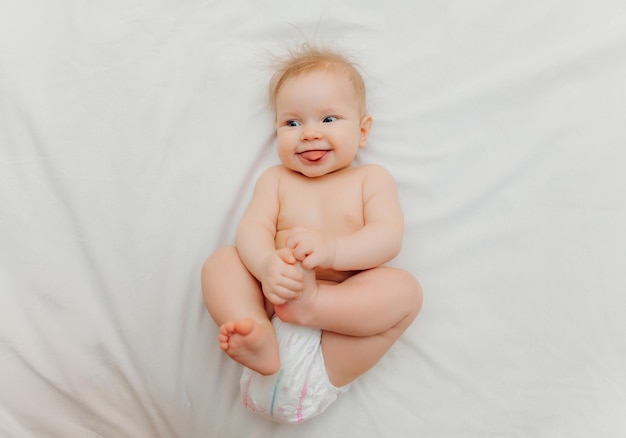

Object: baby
[202,44,422,423]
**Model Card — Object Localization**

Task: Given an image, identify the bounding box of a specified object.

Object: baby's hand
[260,248,305,305]
[286,227,337,270]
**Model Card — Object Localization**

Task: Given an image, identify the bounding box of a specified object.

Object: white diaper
[240,316,350,423]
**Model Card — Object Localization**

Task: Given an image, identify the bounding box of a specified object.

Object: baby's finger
[293,241,313,261]
[300,255,318,270]
[268,295,287,305]
[281,264,304,282]
[276,247,297,264]
[275,274,305,294]
[271,286,300,302]
[265,288,292,305]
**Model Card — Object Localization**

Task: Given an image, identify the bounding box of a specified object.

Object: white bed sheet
[1,1,626,437]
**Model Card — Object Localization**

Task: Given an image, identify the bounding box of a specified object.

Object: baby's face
[274,70,371,178]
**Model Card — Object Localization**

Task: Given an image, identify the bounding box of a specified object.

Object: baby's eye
[286,120,300,127]
[322,116,337,123]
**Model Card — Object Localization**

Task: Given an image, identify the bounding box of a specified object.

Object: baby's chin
[283,163,353,179]
[282,164,328,178]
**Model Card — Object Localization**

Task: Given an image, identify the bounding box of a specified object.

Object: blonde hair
[269,44,367,116]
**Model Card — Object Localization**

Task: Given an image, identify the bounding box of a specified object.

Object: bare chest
[275,171,365,243]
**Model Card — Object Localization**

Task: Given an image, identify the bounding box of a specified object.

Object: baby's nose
[300,124,322,141]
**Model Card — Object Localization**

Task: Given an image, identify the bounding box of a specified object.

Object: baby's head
[269,44,372,178]
[269,44,367,118]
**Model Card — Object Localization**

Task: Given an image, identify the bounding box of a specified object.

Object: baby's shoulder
[252,165,287,193]
[354,164,398,195]
[257,165,288,182]
[260,164,284,175]
[354,163,394,180]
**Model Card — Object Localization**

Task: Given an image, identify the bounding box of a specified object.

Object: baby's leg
[276,267,422,337]
[277,267,422,387]
[201,246,279,375]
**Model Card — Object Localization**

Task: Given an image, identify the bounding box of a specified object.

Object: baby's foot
[274,264,318,326]
[219,318,280,375]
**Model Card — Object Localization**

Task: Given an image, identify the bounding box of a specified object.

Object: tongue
[300,150,327,161]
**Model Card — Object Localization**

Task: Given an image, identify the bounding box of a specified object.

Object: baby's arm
[236,167,304,304]
[289,164,404,271]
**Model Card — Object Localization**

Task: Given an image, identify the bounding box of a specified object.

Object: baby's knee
[397,269,423,318]
[210,245,239,261]
[203,246,238,270]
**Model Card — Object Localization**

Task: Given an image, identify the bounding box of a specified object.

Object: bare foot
[274,264,318,326]
[219,318,280,375]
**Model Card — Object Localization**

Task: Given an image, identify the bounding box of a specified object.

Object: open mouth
[298,150,329,162]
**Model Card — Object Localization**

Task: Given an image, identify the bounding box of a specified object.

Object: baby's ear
[359,115,373,147]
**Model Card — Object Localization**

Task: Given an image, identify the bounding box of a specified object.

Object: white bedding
[2,1,626,437]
